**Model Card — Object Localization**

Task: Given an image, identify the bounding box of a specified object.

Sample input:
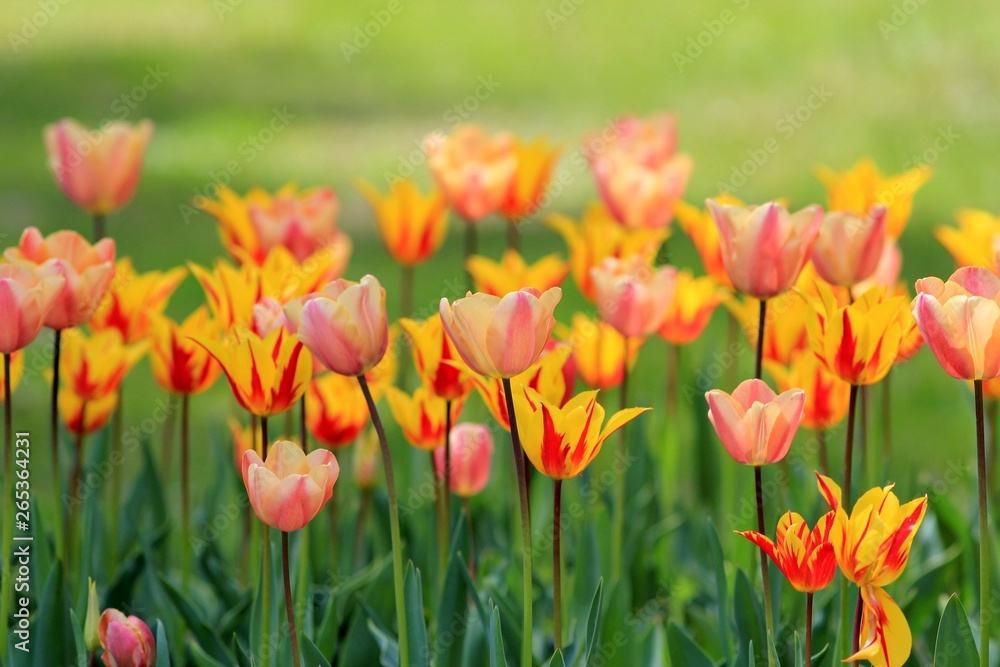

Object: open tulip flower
[590,256,676,339]
[569,313,641,390]
[738,510,837,593]
[425,124,517,222]
[439,286,561,378]
[91,258,186,344]
[189,259,261,332]
[5,227,116,330]
[242,439,339,532]
[501,136,559,221]
[811,206,887,287]
[434,423,494,496]
[547,202,667,301]
[44,118,154,218]
[675,194,745,286]
[706,378,805,467]
[356,178,448,267]
[466,249,568,297]
[657,270,725,345]
[706,200,822,300]
[935,208,1000,271]
[474,344,571,430]
[305,372,371,448]
[149,308,222,395]
[98,608,156,667]
[399,314,474,401]
[60,328,146,401]
[386,386,465,450]
[0,262,64,353]
[59,388,118,437]
[767,353,850,432]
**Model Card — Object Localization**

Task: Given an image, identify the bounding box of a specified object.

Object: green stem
[93,213,106,242]
[839,385,860,662]
[851,589,862,666]
[300,395,308,452]
[282,531,301,666]
[553,479,563,651]
[0,353,12,652]
[464,219,478,291]
[463,498,476,579]
[817,428,830,477]
[110,387,123,571]
[506,220,521,252]
[51,329,64,564]
[358,375,410,667]
[501,377,534,667]
[611,341,629,581]
[755,299,766,380]
[989,399,998,511]
[260,416,271,667]
[353,488,371,569]
[805,592,813,667]
[433,449,447,593]
[67,404,85,576]
[181,393,191,593]
[755,465,776,667]
[975,380,990,667]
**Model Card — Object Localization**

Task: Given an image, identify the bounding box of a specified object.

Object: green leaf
[546,649,566,667]
[366,615,401,667]
[301,633,333,667]
[32,561,73,667]
[582,578,604,666]
[157,575,231,662]
[436,515,469,667]
[187,640,228,667]
[666,621,714,667]
[68,609,87,667]
[155,621,171,667]
[707,518,733,667]
[733,568,766,667]
[934,594,980,666]
[488,605,507,667]
[404,561,429,667]
[231,635,253,667]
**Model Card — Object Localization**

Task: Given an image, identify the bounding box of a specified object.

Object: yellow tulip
[466,249,568,297]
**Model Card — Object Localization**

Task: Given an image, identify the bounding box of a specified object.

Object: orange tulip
[514,386,648,479]
[229,418,255,468]
[434,423,494,496]
[501,136,559,221]
[149,308,221,395]
[675,195,741,286]
[353,427,381,490]
[425,125,516,222]
[305,372,370,448]
[590,256,676,338]
[439,287,561,378]
[386,386,465,450]
[466,250,568,297]
[242,439,339,532]
[816,157,932,239]
[737,510,837,593]
[766,353,850,431]
[59,389,118,437]
[356,179,448,267]
[811,206,886,287]
[44,118,154,216]
[935,208,1000,271]
[97,608,156,667]
[894,292,924,364]
[475,345,572,431]
[657,270,725,345]
[60,329,145,401]
[568,313,641,390]
[399,315,474,401]
[706,379,805,467]
[547,202,667,301]
[193,328,312,417]
[0,352,23,401]
[90,258,186,344]
[4,228,115,330]
[706,200,823,299]
[0,263,64,353]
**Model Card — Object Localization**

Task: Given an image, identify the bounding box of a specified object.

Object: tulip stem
[506,220,521,252]
[975,379,990,667]
[464,220,478,291]
[282,531,301,667]
[353,488,371,568]
[51,328,64,564]
[181,393,191,593]
[262,417,269,458]
[444,399,453,557]
[501,377,534,667]
[611,344,629,581]
[300,396,308,452]
[881,370,892,464]
[259,415,272,667]
[987,399,998,507]
[727,312,740,390]
[0,353,13,652]
[463,498,476,579]
[838,384,860,659]
[553,479,563,651]
[329,492,339,575]
[755,299,766,380]
[755,465,776,667]
[817,428,830,477]
[432,449,447,593]
[358,374,410,667]
[805,592,813,667]
[851,589,862,666]
[110,387,123,571]
[67,404,86,575]
[93,213,106,242]
[161,393,175,474]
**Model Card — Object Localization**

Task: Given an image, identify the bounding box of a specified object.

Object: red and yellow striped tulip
[385,386,465,450]
[149,308,221,396]
[356,179,448,267]
[305,372,370,449]
[501,136,559,221]
[59,389,118,437]
[766,353,850,431]
[90,258,186,344]
[657,270,725,345]
[60,328,145,401]
[475,345,572,431]
[399,315,474,401]
[568,313,641,390]
[737,510,837,593]
[466,249,568,297]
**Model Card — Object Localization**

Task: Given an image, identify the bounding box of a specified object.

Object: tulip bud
[99,609,156,666]
[83,579,100,651]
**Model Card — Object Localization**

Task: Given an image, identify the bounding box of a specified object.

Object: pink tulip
[811,206,886,286]
[44,118,154,216]
[852,239,903,299]
[912,266,1000,380]
[705,378,805,466]
[590,256,677,338]
[98,609,155,667]
[434,423,494,497]
[425,125,517,221]
[439,287,562,378]
[249,186,345,263]
[706,200,823,299]
[0,264,65,353]
[290,275,388,377]
[3,227,115,330]
[242,439,339,532]
[252,296,289,337]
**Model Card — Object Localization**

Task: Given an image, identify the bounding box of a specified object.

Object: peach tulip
[434,423,494,496]
[425,125,517,222]
[705,378,805,466]
[98,608,156,667]
[912,266,1000,380]
[706,200,823,299]
[4,227,115,330]
[439,287,561,378]
[242,439,339,532]
[811,206,886,287]
[90,258,186,344]
[590,256,676,338]
[466,249,568,297]
[657,270,725,345]
[569,313,641,390]
[356,179,448,267]
[675,195,742,287]
[501,136,559,221]
[0,263,64,353]
[44,119,154,217]
[851,240,903,300]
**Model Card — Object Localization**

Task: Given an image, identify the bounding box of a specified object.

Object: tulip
[256,244,350,301]
[590,256,676,339]
[705,379,805,467]
[675,195,740,287]
[425,125,517,222]
[59,388,118,437]
[149,308,221,396]
[474,345,572,430]
[657,270,725,345]
[83,579,100,651]
[356,178,449,267]
[547,202,667,301]
[816,157,932,239]
[385,386,464,450]
[98,608,156,667]
[90,258,186,344]
[189,259,260,332]
[811,206,886,287]
[251,297,289,338]
[0,263,64,353]
[501,136,559,235]
[399,315,474,401]
[540,339,576,408]
[466,249,568,297]
[44,119,154,220]
[229,418,255,470]
[305,373,370,448]
[935,208,1000,271]
[292,275,388,378]
[706,200,823,300]
[60,329,146,402]
[353,427,380,491]
[439,287,561,378]
[434,423,493,496]
[569,314,641,390]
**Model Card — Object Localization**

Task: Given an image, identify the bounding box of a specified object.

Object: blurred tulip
[590,256,676,338]
[98,608,156,667]
[547,202,667,300]
[501,137,559,221]
[811,206,886,287]
[91,258,186,344]
[585,114,692,230]
[60,389,118,436]
[0,263,64,353]
[434,423,494,496]
[251,296,289,337]
[767,354,850,431]
[706,378,805,466]
[306,373,370,448]
[357,179,449,267]
[675,195,742,286]
[706,200,822,299]
[229,418,255,469]
[353,427,381,490]
[913,266,1000,380]
[466,249,568,297]
[475,345,572,430]
[149,308,221,395]
[189,259,260,332]
[44,118,154,217]
[399,315,474,401]
[816,157,932,239]
[292,275,388,377]
[439,287,561,378]
[851,240,903,299]
[193,328,311,417]
[514,386,648,479]
[895,294,924,364]
[935,208,1000,271]
[242,439,339,532]
[569,313,641,390]
[425,125,517,221]
[0,352,23,402]
[657,270,725,345]
[386,386,464,450]
[738,511,837,593]
[60,329,146,401]
[4,228,115,330]
[540,339,576,407]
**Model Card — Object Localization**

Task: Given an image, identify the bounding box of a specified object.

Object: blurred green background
[1,0,997,507]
